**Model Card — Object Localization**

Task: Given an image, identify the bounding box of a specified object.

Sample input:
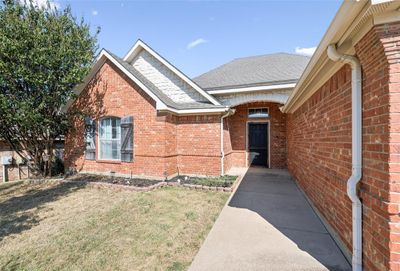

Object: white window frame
[98,117,121,161]
[248,107,269,118]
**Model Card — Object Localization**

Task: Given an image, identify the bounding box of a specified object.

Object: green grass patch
[0,182,228,271]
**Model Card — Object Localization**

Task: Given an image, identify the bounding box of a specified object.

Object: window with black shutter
[120,116,133,162]
[84,117,96,160]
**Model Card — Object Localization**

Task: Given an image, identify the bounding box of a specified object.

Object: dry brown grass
[0,181,229,271]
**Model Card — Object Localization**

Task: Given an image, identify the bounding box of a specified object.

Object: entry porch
[222,101,287,172]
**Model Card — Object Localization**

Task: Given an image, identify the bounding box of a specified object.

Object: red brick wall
[223,117,233,173]
[287,23,400,271]
[287,65,354,257]
[225,102,287,169]
[65,60,222,178]
[176,115,221,176]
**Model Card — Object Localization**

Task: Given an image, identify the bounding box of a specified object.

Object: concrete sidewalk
[189,168,351,271]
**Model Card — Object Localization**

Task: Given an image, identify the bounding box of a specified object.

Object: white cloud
[92,10,98,16]
[187,38,208,50]
[18,0,60,10]
[295,46,317,56]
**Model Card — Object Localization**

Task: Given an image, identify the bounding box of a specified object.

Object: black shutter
[120,116,133,162]
[84,117,96,160]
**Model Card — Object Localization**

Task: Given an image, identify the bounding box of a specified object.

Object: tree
[0,0,99,176]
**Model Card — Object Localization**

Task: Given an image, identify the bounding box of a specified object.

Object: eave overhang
[282,0,400,114]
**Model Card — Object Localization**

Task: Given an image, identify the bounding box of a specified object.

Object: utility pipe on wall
[327,44,363,271]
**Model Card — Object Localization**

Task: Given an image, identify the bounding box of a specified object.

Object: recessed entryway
[247,122,269,167]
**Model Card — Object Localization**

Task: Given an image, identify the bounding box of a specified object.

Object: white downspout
[327,44,362,271]
[221,109,234,176]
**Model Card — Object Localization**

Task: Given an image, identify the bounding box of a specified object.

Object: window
[248,108,269,118]
[99,117,121,160]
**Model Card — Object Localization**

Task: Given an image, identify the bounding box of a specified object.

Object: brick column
[355,22,400,271]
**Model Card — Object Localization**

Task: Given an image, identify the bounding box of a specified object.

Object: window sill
[96,159,122,164]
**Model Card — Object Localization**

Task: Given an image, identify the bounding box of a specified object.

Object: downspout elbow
[327,44,360,69]
[327,44,342,62]
[347,168,362,204]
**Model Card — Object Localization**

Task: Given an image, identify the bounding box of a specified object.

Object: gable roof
[67,49,228,115]
[124,40,221,106]
[193,53,310,91]
[107,50,226,110]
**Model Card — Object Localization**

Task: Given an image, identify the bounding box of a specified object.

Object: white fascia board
[66,49,228,116]
[123,40,143,62]
[123,40,222,106]
[208,83,296,95]
[101,50,167,109]
[374,10,400,25]
[65,49,168,112]
[159,107,229,115]
[283,0,398,113]
[281,1,366,113]
[371,0,393,5]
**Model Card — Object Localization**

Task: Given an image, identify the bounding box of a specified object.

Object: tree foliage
[0,0,99,176]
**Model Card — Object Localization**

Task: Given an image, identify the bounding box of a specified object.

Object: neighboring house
[64,1,400,270]
[0,140,64,182]
[0,140,29,181]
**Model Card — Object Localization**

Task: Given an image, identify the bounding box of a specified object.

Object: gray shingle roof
[106,50,225,110]
[193,53,310,91]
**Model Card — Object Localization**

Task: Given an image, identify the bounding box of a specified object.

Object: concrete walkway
[189,168,351,271]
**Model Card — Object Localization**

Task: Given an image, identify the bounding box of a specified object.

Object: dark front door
[248,123,268,167]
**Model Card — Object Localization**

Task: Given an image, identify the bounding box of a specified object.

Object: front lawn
[0,181,228,271]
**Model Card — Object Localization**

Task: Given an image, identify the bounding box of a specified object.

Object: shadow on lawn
[0,182,86,241]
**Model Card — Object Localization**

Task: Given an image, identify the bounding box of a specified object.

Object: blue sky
[53,0,341,77]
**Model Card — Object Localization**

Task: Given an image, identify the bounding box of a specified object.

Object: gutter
[220,109,235,176]
[158,106,230,115]
[327,44,363,271]
[281,1,367,113]
[207,83,296,95]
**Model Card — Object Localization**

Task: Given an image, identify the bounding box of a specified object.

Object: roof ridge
[193,51,310,89]
[232,52,311,61]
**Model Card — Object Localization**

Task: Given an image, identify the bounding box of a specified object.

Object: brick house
[64,1,400,270]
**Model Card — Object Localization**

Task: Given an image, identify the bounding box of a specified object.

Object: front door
[248,123,268,167]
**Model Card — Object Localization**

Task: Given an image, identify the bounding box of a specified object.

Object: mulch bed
[66,174,162,187]
[24,174,241,193]
[170,175,237,188]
